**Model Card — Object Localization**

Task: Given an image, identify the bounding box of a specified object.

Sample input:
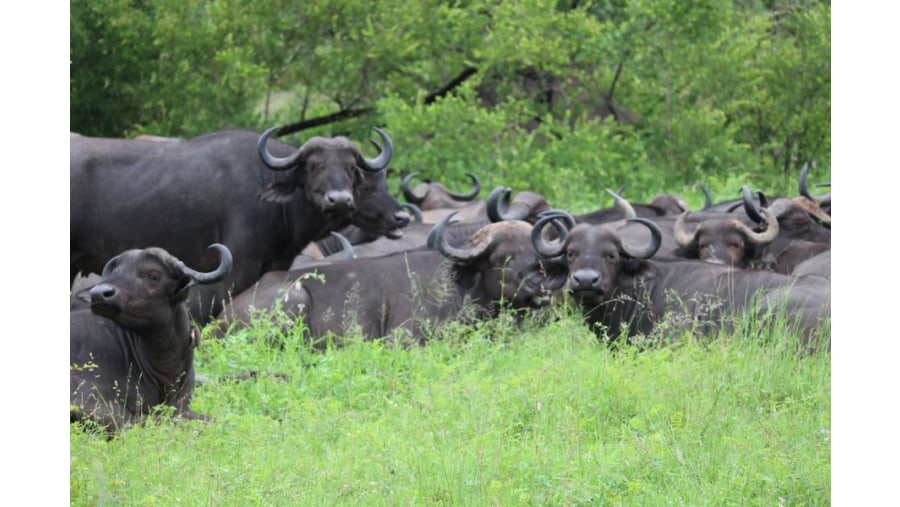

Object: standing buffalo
[71,126,399,323]
[71,244,232,432]
[215,212,569,345]
[532,216,830,350]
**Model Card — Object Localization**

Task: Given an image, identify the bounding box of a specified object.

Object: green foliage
[70,0,157,137]
[70,3,831,502]
[71,0,830,199]
[71,311,830,505]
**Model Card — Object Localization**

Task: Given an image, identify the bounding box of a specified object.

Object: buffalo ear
[259,180,298,203]
[172,275,195,302]
[453,267,482,291]
[75,287,93,304]
[540,258,569,291]
[621,258,644,275]
[464,270,483,291]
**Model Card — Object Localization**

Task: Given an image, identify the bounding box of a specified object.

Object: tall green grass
[71,304,830,505]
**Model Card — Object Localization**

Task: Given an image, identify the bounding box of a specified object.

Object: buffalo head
[90,244,232,330]
[672,188,779,267]
[257,127,392,217]
[532,215,661,305]
[433,211,568,309]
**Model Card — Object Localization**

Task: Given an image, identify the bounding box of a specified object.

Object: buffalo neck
[124,304,195,392]
[277,194,350,264]
[577,264,659,341]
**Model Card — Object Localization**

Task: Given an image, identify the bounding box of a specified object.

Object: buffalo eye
[567,251,576,260]
[787,219,808,232]
[142,270,163,283]
[604,252,616,262]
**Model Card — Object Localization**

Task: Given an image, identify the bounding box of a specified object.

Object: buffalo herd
[70,126,831,431]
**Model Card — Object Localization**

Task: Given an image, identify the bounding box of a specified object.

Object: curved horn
[621,218,662,259]
[673,211,697,247]
[401,202,423,223]
[487,186,514,222]
[487,186,544,222]
[531,212,572,258]
[174,244,233,284]
[741,186,767,224]
[605,188,637,220]
[443,172,481,201]
[401,172,426,204]
[426,212,461,249]
[434,211,492,262]
[257,126,306,171]
[100,254,122,277]
[361,127,392,172]
[536,208,577,230]
[798,162,831,206]
[329,232,357,260]
[733,208,780,245]
[700,185,713,210]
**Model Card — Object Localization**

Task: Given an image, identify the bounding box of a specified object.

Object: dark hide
[558,223,830,350]
[764,197,831,244]
[791,249,831,279]
[70,246,230,432]
[297,221,486,268]
[71,129,398,323]
[216,222,567,345]
[618,209,828,273]
[759,239,831,274]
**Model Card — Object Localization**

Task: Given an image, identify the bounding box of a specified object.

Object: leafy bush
[71,0,830,202]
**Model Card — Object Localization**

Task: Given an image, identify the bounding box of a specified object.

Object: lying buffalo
[215,213,569,346]
[532,216,830,350]
[604,187,829,274]
[70,244,232,432]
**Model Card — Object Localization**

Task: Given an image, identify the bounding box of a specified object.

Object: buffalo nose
[570,270,599,290]
[393,210,411,227]
[325,190,355,212]
[89,283,117,304]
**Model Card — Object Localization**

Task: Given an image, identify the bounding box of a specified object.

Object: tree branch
[275,107,375,136]
[274,66,479,135]
[424,66,478,104]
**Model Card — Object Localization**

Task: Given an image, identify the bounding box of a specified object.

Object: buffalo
[601,188,829,274]
[215,212,569,346]
[791,249,831,279]
[70,244,232,432]
[399,172,487,224]
[532,216,830,350]
[487,186,685,225]
[401,172,481,208]
[71,127,400,323]
[671,188,781,268]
